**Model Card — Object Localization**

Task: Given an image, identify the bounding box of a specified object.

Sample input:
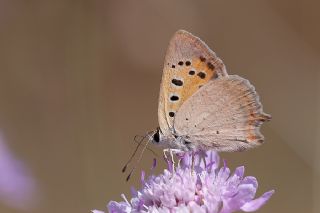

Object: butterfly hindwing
[174,75,271,152]
[158,30,228,135]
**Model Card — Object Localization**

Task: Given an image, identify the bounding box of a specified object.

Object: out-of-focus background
[0,0,319,212]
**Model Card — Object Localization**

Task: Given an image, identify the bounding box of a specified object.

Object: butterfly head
[150,127,174,148]
[151,127,189,151]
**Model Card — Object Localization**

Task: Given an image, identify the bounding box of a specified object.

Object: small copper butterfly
[151,30,271,152]
[123,30,271,180]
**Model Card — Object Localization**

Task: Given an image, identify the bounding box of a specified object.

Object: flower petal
[107,201,131,213]
[141,170,146,185]
[151,158,157,170]
[240,190,275,212]
[234,166,245,179]
[172,204,189,213]
[91,210,104,213]
[130,186,137,197]
[188,201,206,213]
[220,183,257,213]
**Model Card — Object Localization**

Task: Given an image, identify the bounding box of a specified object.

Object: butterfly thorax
[151,127,194,151]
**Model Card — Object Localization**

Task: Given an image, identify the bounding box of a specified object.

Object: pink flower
[97,151,274,213]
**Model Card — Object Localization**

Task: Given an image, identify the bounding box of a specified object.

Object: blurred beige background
[0,0,319,212]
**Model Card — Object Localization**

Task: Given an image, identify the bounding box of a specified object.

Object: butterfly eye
[153,129,160,143]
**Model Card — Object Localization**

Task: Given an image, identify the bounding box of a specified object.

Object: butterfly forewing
[174,75,271,152]
[158,30,228,135]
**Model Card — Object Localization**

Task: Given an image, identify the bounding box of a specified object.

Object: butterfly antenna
[122,134,147,173]
[132,135,158,158]
[126,135,151,181]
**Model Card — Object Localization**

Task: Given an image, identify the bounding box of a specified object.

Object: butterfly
[122,30,271,180]
[151,30,271,153]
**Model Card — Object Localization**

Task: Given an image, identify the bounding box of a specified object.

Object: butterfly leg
[164,149,177,171]
[169,149,184,171]
[169,149,175,171]
[163,149,168,160]
[163,149,184,172]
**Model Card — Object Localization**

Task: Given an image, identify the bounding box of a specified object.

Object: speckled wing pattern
[158,30,228,135]
[174,75,271,152]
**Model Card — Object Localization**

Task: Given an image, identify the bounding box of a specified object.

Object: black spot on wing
[189,70,195,75]
[207,62,215,70]
[197,72,206,79]
[171,79,183,86]
[200,56,206,62]
[170,95,179,101]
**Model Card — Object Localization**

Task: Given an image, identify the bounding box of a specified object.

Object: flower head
[99,151,274,213]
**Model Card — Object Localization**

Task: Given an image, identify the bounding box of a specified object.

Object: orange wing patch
[164,56,219,119]
[246,111,271,143]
